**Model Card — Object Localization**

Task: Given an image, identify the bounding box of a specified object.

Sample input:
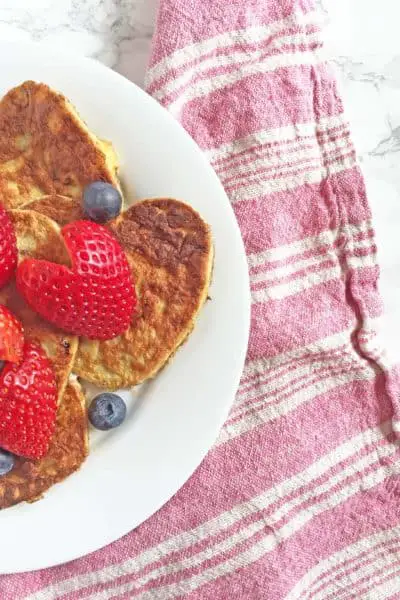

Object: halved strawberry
[0,341,57,459]
[16,221,136,340]
[0,305,24,363]
[0,204,17,289]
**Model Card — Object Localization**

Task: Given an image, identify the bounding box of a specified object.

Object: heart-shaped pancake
[0,81,119,209]
[74,198,213,389]
[22,197,213,389]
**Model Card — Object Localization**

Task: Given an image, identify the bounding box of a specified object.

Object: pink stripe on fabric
[249,231,374,278]
[312,541,400,597]
[211,124,350,171]
[317,545,400,600]
[213,131,351,180]
[237,346,350,392]
[227,372,392,471]
[227,363,362,424]
[149,0,315,68]
[179,64,344,150]
[248,279,355,360]
[235,169,369,256]
[156,41,323,108]
[220,147,354,189]
[250,258,337,291]
[250,247,377,295]
[148,26,322,97]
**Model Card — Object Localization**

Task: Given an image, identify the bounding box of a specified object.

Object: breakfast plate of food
[0,41,250,573]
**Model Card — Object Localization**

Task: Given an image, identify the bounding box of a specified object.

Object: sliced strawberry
[0,341,57,459]
[16,220,136,340]
[63,220,129,279]
[0,305,24,363]
[0,204,17,289]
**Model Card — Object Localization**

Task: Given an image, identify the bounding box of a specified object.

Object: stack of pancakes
[0,81,213,508]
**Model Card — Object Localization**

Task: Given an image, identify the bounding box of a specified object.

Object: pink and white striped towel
[4,0,400,598]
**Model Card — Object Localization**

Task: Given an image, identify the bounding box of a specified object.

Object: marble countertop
[0,0,158,86]
[1,0,399,357]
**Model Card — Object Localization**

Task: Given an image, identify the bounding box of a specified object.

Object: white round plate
[0,41,250,574]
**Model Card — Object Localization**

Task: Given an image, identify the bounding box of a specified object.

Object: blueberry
[0,450,14,476]
[83,181,122,223]
[88,393,127,431]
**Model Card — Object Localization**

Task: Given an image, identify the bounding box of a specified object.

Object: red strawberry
[0,341,57,459]
[0,204,17,289]
[16,220,136,340]
[0,305,24,363]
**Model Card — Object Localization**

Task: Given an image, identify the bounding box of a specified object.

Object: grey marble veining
[0,0,158,85]
[1,0,399,355]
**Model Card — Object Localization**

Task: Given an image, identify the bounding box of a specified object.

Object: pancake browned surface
[25,194,84,226]
[0,80,119,209]
[0,379,88,509]
[74,198,213,389]
[0,210,78,402]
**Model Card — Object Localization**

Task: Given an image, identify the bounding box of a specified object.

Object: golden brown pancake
[73,198,213,389]
[25,194,84,226]
[0,210,78,403]
[0,379,88,509]
[0,80,119,209]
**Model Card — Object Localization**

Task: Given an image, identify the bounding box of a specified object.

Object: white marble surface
[0,1,157,86]
[1,0,399,357]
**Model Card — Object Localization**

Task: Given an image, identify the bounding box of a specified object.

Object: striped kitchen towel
[4,0,400,598]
